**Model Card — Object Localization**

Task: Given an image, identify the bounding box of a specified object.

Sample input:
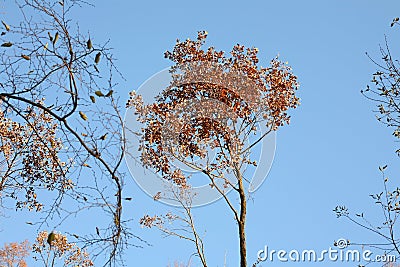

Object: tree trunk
[238,175,247,267]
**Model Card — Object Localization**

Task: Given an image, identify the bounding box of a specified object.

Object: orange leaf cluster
[0,240,30,267]
[127,31,299,187]
[0,101,69,211]
[33,231,93,266]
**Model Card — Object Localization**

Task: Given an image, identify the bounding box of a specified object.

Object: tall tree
[0,1,135,265]
[129,31,299,267]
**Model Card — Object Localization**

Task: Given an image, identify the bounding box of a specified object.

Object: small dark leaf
[105,90,113,97]
[1,20,10,31]
[21,54,30,60]
[47,232,55,246]
[87,38,92,50]
[95,90,104,97]
[1,42,12,47]
[53,32,59,45]
[79,111,88,121]
[95,52,101,64]
[99,133,107,140]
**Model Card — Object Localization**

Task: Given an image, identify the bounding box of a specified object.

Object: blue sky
[2,0,400,266]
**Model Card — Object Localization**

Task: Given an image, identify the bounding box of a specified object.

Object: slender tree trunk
[238,174,247,267]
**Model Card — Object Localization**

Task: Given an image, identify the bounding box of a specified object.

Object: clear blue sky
[2,0,400,266]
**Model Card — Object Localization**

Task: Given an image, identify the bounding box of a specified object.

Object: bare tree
[139,185,206,266]
[362,17,400,156]
[334,17,400,267]
[0,1,138,265]
[334,166,400,265]
[128,31,299,267]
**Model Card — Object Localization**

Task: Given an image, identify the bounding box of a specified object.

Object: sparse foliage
[335,18,400,267]
[140,186,206,266]
[334,166,400,264]
[362,20,400,156]
[0,1,135,265]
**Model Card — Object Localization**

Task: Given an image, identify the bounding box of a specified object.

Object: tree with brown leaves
[32,231,93,267]
[128,31,299,267]
[0,1,136,265]
[0,240,30,267]
[0,231,93,267]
